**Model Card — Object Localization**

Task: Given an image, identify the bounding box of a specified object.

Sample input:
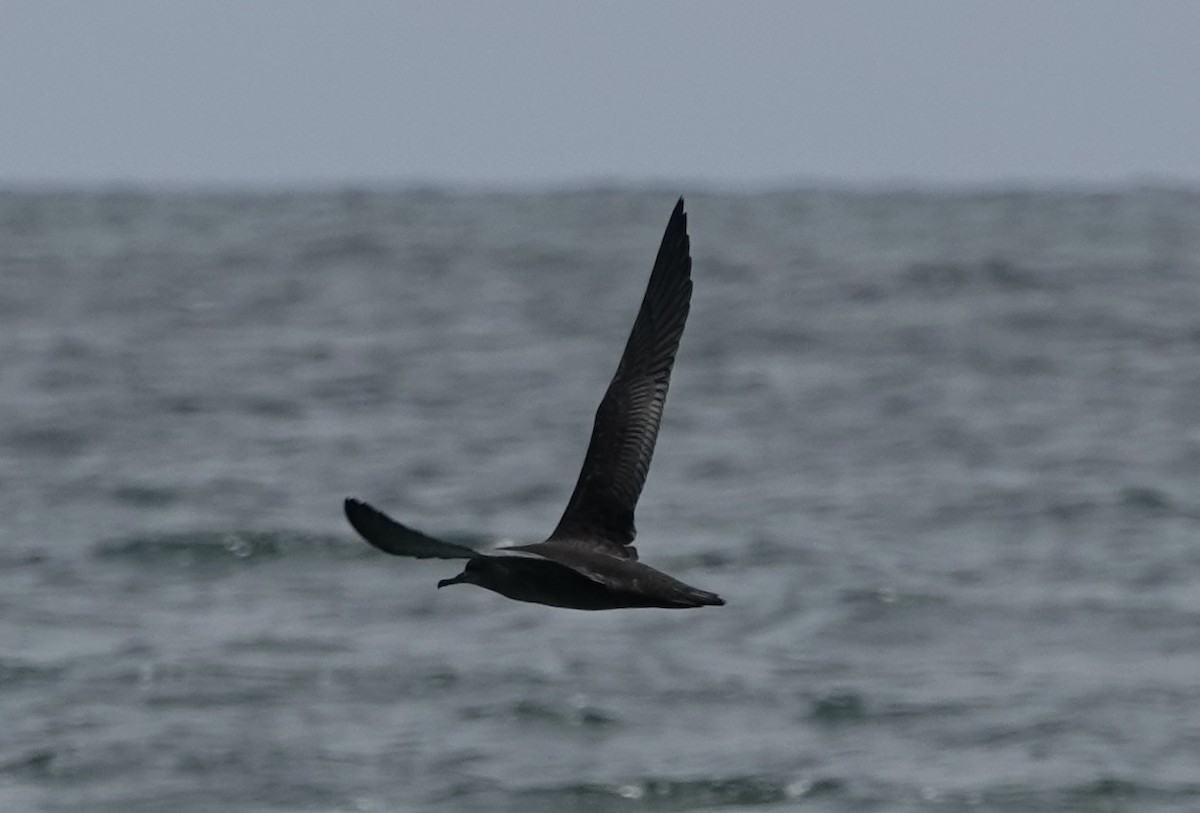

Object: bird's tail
[675,587,725,608]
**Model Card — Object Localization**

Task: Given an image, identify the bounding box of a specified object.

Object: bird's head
[437,558,485,589]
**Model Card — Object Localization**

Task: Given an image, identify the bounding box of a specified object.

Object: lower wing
[344,498,478,559]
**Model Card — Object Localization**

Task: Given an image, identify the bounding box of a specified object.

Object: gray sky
[3,1,1198,187]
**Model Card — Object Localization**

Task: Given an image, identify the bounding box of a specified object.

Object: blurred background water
[2,186,1200,812]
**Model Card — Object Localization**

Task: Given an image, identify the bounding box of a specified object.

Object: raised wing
[344,498,478,559]
[547,198,692,552]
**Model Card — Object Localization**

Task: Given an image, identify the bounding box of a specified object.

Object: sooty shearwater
[344,198,724,610]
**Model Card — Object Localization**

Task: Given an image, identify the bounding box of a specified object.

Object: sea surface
[2,186,1200,812]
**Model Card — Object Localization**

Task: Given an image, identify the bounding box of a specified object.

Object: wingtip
[661,197,689,256]
[343,496,398,545]
[343,496,373,535]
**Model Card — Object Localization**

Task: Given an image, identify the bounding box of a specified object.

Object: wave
[509,773,1200,811]
[90,530,355,566]
[513,774,844,809]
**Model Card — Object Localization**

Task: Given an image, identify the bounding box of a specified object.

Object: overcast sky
[2,2,1198,188]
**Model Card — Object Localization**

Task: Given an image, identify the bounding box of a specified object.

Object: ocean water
[2,185,1200,812]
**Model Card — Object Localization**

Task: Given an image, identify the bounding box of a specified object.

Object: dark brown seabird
[344,198,724,610]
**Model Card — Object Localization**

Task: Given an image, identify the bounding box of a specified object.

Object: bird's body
[344,198,723,610]
[446,543,723,610]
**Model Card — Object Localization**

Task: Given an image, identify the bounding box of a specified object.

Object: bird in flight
[344,198,723,610]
